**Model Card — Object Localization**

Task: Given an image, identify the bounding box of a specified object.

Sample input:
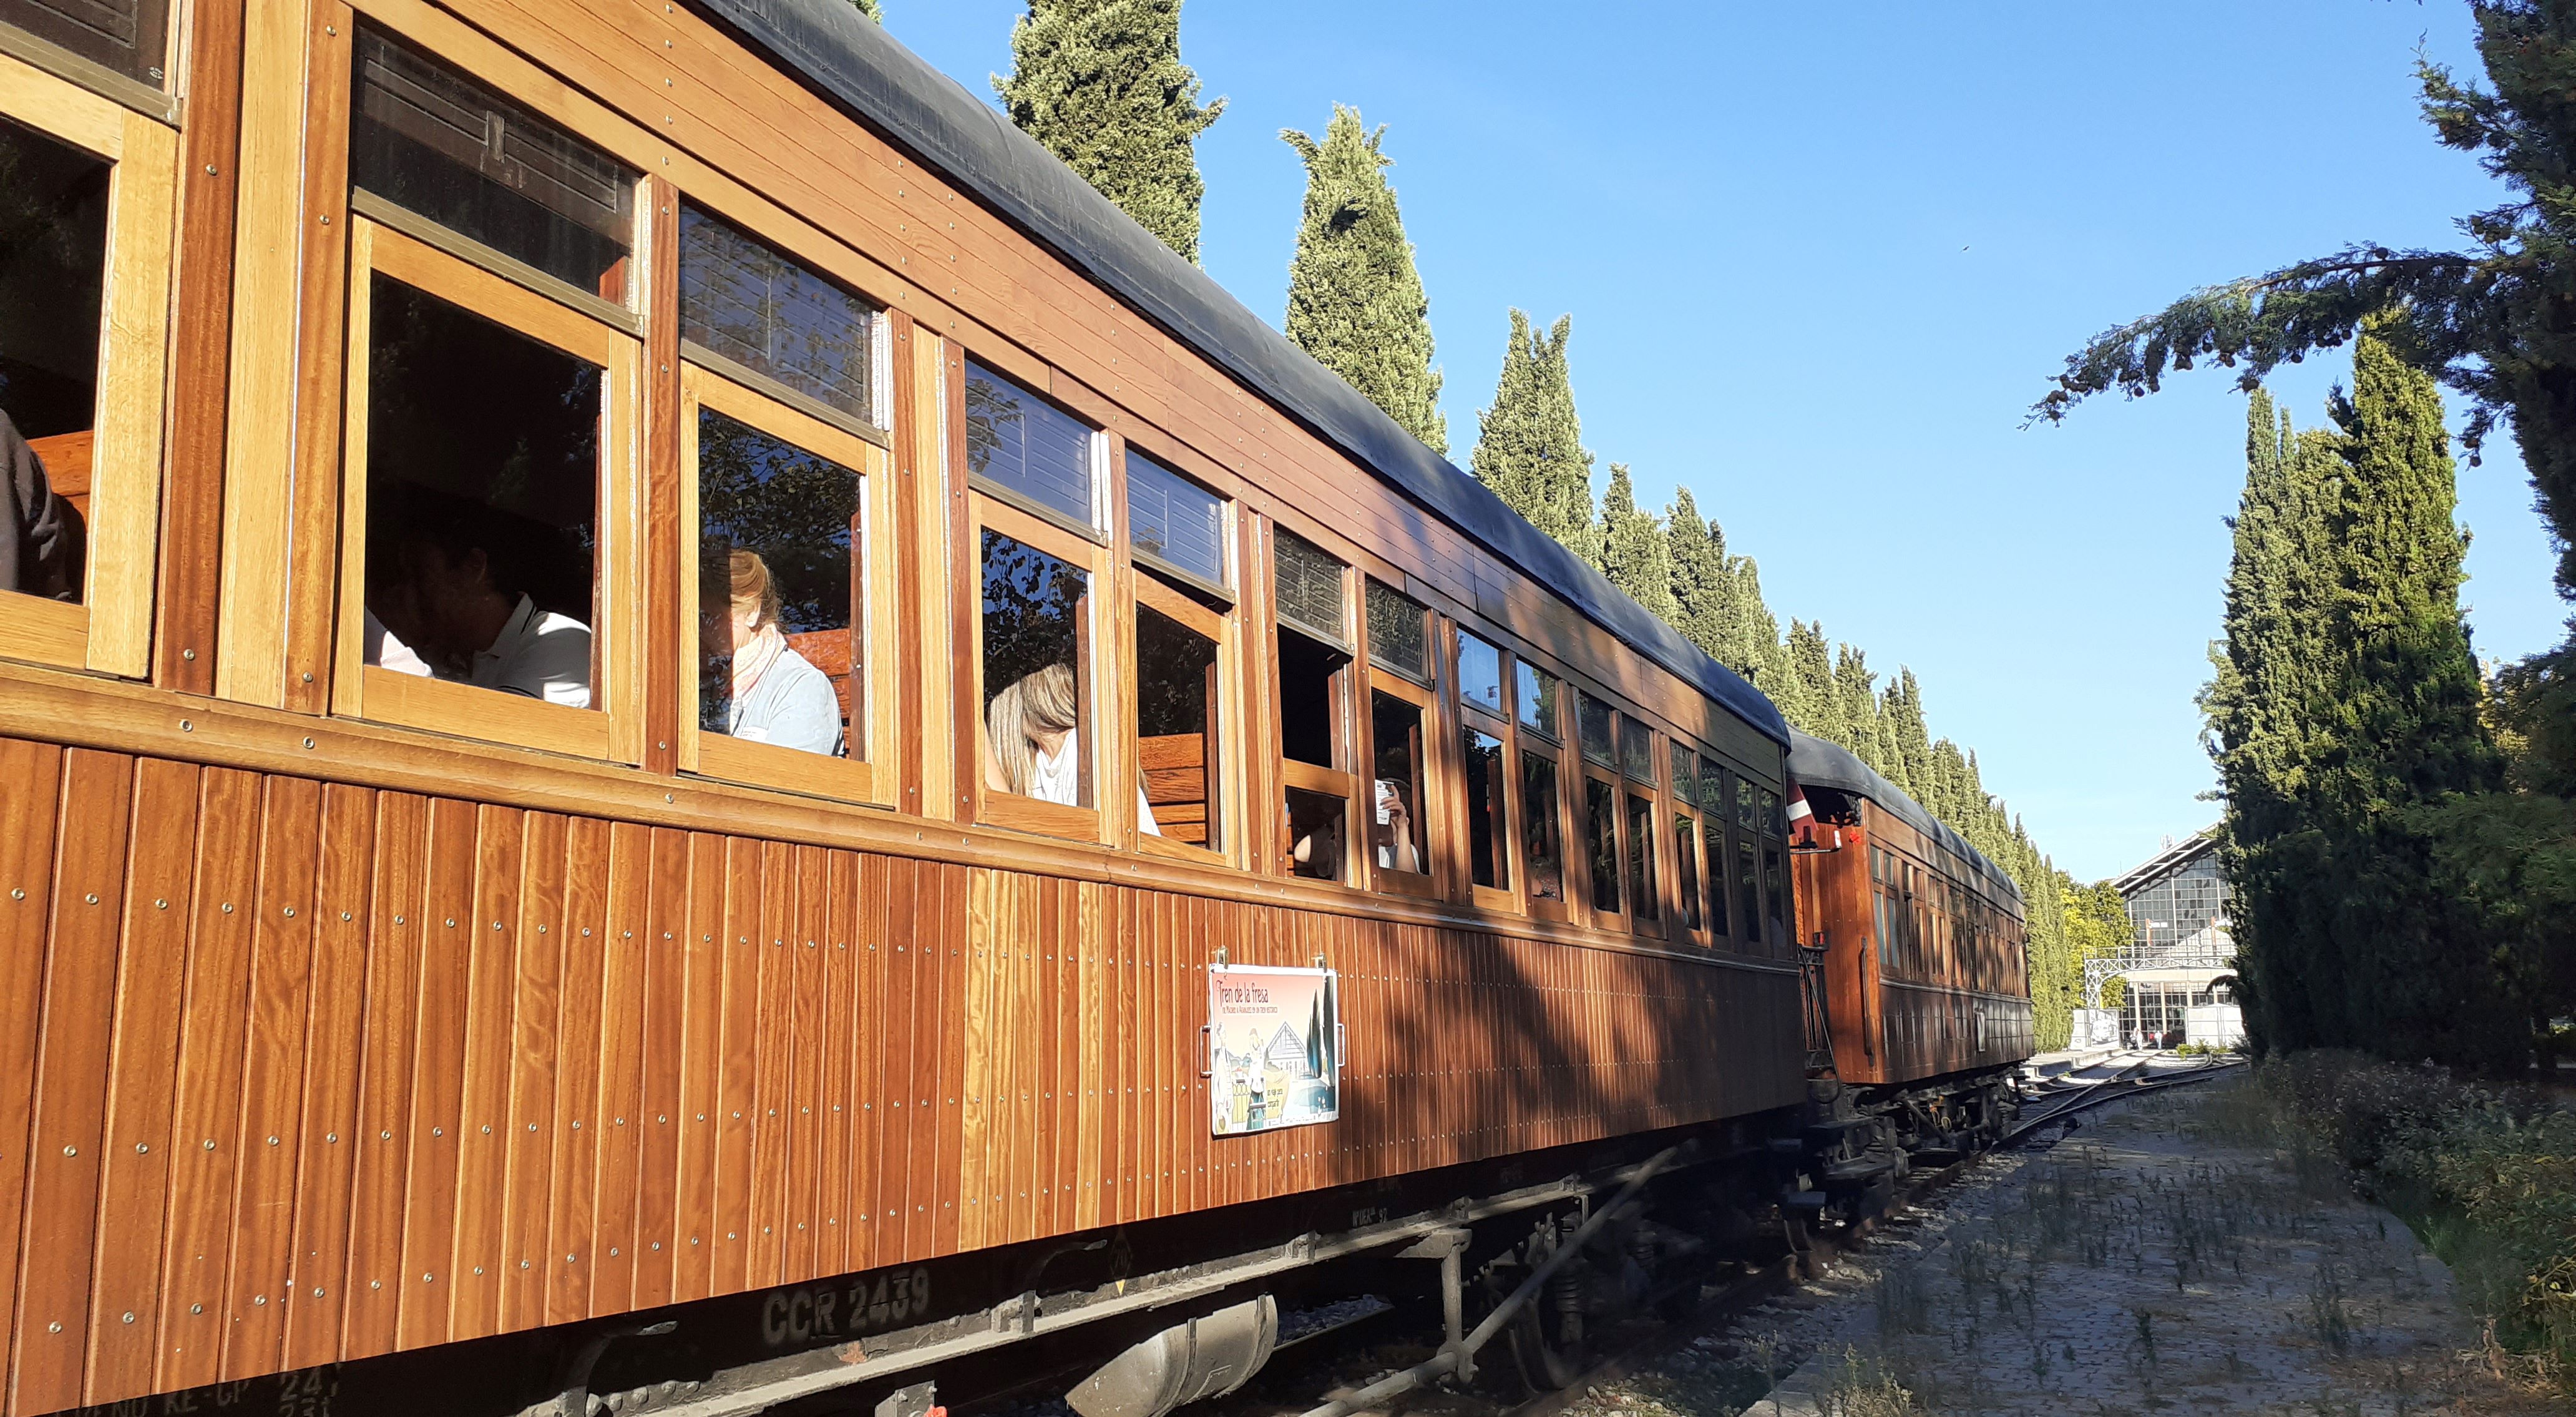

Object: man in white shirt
[371,517,593,708]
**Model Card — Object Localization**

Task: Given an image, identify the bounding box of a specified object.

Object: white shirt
[1030,733,1080,807]
[363,610,434,677]
[469,594,593,708]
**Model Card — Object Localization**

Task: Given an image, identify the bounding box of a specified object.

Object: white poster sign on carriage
[1206,964,1340,1135]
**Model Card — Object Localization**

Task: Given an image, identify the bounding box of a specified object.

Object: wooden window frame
[965,486,1107,843]
[1267,517,1359,888]
[330,214,646,763]
[0,52,175,679]
[1515,672,1574,925]
[676,360,899,808]
[1579,761,1626,929]
[1669,744,1710,946]
[1131,566,1235,868]
[1626,780,1665,937]
[1360,666,1443,901]
[1452,621,1517,914]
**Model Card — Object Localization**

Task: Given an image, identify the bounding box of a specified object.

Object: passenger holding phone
[1373,776,1422,874]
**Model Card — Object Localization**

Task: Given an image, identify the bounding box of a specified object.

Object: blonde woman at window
[702,549,842,757]
[985,662,1161,833]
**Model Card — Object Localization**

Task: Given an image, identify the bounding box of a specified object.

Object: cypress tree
[1471,311,1601,566]
[1779,620,1844,743]
[1833,645,1882,770]
[852,0,881,19]
[995,0,1224,263]
[1883,669,1933,797]
[2308,326,2505,1063]
[1727,556,1790,696]
[1282,107,1446,453]
[1667,489,1735,665]
[1599,464,1679,623]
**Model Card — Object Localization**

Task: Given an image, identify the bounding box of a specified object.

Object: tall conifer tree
[1282,108,1445,453]
[1471,311,1600,566]
[852,0,881,19]
[1599,464,1679,623]
[996,0,1223,263]
[1667,489,1736,665]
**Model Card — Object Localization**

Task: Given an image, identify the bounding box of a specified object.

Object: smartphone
[1375,778,1402,825]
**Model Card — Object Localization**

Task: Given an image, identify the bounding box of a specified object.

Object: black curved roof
[1787,730,2024,909]
[691,0,1787,750]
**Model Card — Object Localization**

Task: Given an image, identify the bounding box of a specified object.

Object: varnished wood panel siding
[0,742,1798,1413]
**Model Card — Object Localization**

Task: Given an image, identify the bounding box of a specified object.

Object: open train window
[0,70,174,678]
[1,0,172,85]
[1274,528,1355,882]
[1368,690,1428,883]
[1584,775,1621,918]
[1461,726,1508,892]
[1626,790,1659,926]
[976,519,1098,834]
[1671,741,1704,937]
[1522,752,1566,906]
[1700,755,1733,941]
[1135,588,1226,858]
[334,213,642,761]
[674,205,894,803]
[1452,624,1517,909]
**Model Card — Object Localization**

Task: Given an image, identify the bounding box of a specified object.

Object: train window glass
[679,205,877,428]
[1737,838,1762,948]
[1518,661,1561,740]
[0,115,105,609]
[1874,892,1890,969]
[353,29,637,301]
[1456,631,1503,717]
[1737,777,1759,832]
[1578,692,1615,767]
[693,406,858,759]
[1584,777,1620,915]
[1670,742,1697,808]
[980,528,1092,809]
[1619,715,1656,783]
[362,272,602,709]
[1273,529,1347,647]
[1674,813,1703,933]
[1700,754,1727,820]
[1136,601,1221,850]
[1368,691,1427,877]
[1626,793,1659,924]
[1521,755,1565,903]
[1365,579,1430,683]
[965,359,1097,531]
[0,0,170,84]
[1462,727,1508,890]
[1128,449,1228,592]
[1286,786,1346,881]
[1762,788,1785,836]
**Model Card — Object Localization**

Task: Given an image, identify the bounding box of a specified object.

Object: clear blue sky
[878,1,2565,881]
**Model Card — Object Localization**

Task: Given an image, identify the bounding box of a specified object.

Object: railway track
[937,1056,2248,1417]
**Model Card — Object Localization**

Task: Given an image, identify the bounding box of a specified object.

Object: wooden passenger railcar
[0,1,1829,1413]
[1787,732,2033,1142]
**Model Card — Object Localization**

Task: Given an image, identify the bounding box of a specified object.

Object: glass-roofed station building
[2095,832,2243,1049]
